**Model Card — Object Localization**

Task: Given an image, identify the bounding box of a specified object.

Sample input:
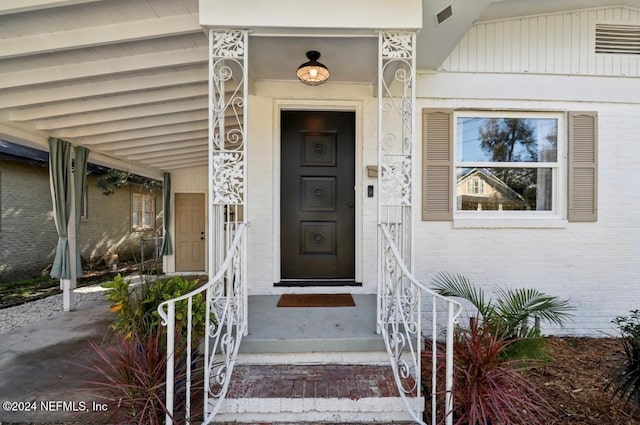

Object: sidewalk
[0,299,113,424]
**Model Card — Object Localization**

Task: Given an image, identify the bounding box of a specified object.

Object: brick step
[211,364,423,423]
[218,422,415,424]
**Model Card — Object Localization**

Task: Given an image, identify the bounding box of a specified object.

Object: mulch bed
[528,337,640,424]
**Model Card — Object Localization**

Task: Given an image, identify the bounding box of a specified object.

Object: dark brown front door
[280,110,355,281]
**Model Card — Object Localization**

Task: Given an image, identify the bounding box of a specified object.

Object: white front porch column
[377,30,426,423]
[204,28,250,422]
[377,31,417,316]
[209,29,248,274]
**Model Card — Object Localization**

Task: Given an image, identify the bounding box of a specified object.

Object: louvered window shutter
[568,112,598,222]
[422,109,453,221]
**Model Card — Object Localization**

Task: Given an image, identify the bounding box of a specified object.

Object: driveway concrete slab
[0,300,113,424]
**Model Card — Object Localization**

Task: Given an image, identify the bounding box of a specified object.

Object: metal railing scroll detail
[158,223,247,425]
[379,224,461,425]
[158,28,249,425]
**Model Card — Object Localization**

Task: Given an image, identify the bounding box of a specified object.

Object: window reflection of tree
[479,119,537,210]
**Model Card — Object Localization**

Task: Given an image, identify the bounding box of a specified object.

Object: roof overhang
[199,0,422,31]
[0,0,633,175]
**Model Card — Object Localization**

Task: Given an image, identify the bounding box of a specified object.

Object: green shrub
[102,274,136,337]
[97,275,207,424]
[431,272,573,361]
[102,274,207,339]
[426,273,573,423]
[608,310,640,410]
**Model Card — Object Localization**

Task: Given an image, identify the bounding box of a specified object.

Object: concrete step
[239,294,386,358]
[239,334,387,354]
[211,364,423,423]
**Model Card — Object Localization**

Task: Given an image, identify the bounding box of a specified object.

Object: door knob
[348,201,354,208]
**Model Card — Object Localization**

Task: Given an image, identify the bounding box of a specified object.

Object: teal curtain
[48,137,72,279]
[73,146,88,277]
[161,172,172,255]
[48,138,88,279]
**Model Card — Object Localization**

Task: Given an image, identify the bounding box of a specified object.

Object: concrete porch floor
[241,294,386,355]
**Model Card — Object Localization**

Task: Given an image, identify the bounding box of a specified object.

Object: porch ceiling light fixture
[296,50,330,86]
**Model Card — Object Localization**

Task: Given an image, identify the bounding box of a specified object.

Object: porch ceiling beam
[1,47,208,90]
[35,97,208,130]
[89,154,163,180]
[140,151,207,165]
[114,138,207,156]
[0,67,207,109]
[151,157,208,169]
[127,145,206,161]
[0,0,102,15]
[98,130,208,151]
[0,13,201,59]
[77,120,209,145]
[162,160,208,170]
[51,110,210,138]
[9,84,208,121]
[0,121,49,151]
[150,158,208,168]
[87,123,240,148]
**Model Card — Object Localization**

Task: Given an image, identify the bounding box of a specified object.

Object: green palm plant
[431,272,573,360]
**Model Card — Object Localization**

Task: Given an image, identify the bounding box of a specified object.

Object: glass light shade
[297,51,330,86]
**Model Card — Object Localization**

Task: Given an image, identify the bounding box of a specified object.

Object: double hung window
[455,113,561,217]
[132,193,155,230]
[422,109,597,225]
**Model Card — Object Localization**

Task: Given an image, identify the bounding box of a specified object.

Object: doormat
[277,293,355,308]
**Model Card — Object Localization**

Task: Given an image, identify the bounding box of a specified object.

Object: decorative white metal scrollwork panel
[381,32,413,59]
[380,68,413,156]
[380,155,411,206]
[211,31,245,58]
[211,78,245,151]
[210,30,246,153]
[211,97,245,151]
[212,152,244,205]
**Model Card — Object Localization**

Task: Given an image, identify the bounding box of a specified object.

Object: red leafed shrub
[79,325,199,425]
[424,318,553,425]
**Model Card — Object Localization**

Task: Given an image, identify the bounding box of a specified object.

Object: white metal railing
[379,223,462,425]
[158,222,247,424]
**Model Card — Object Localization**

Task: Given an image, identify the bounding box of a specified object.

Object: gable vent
[596,24,640,54]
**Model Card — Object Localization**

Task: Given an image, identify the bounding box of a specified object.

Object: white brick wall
[245,84,379,295]
[414,91,640,336]
[238,72,639,337]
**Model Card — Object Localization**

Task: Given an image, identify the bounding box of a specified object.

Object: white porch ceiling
[0,0,632,177]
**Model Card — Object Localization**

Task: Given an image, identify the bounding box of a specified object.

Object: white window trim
[132,192,155,231]
[453,111,567,228]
